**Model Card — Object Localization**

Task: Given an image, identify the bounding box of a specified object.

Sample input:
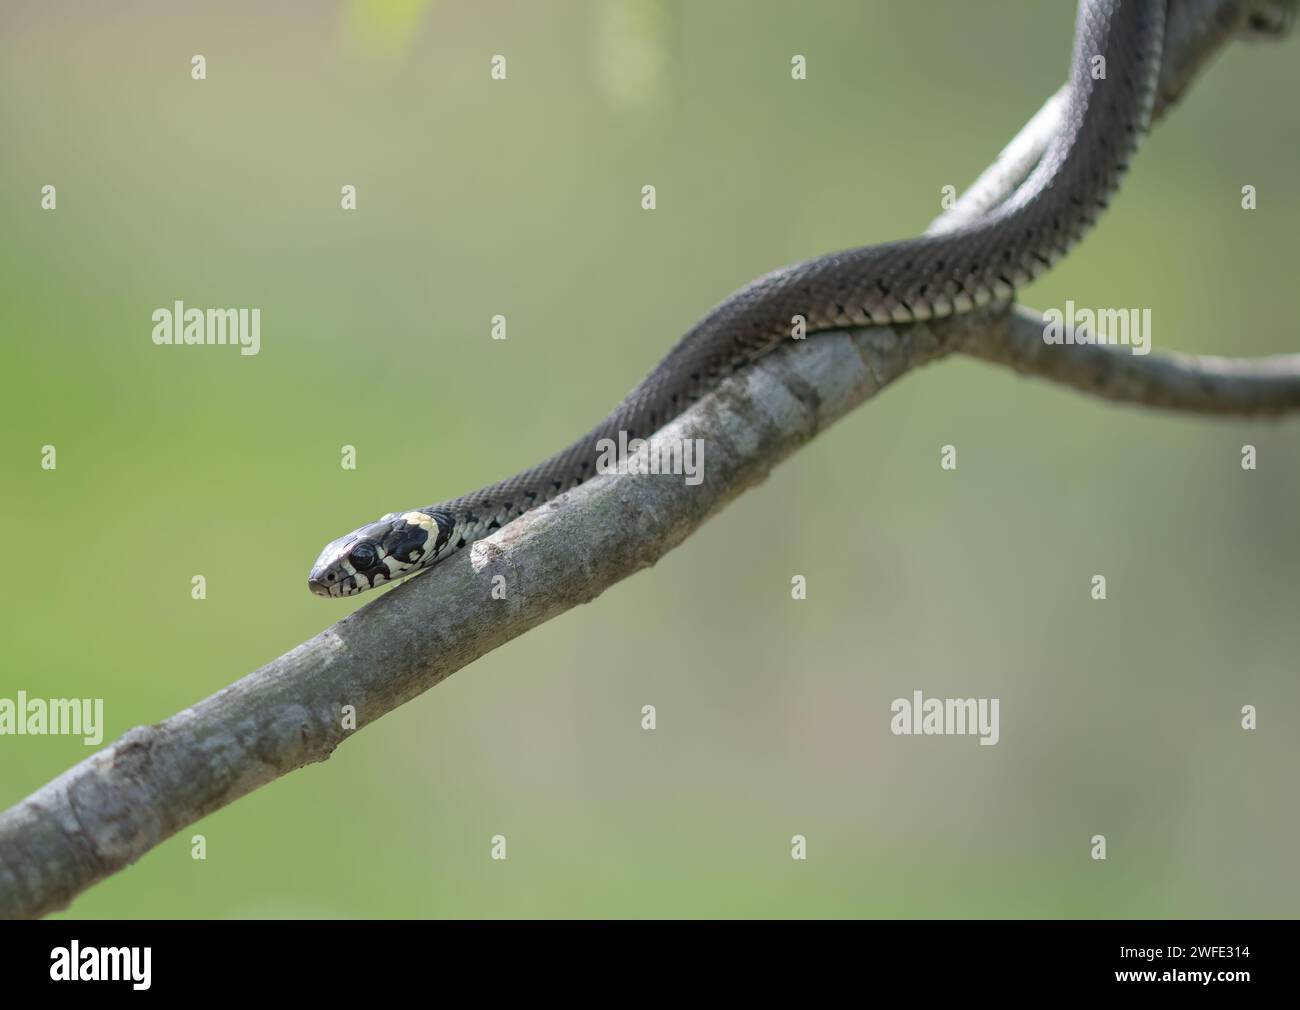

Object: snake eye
[348,542,377,569]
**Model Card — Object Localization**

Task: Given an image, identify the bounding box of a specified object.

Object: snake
[308,0,1166,598]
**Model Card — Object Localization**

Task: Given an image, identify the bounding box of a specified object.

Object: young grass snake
[309,0,1165,598]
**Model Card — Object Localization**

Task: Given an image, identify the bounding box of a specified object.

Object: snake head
[308,510,452,597]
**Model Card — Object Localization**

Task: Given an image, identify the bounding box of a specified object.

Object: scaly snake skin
[309,0,1166,598]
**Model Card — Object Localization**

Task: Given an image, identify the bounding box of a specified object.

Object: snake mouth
[308,572,358,597]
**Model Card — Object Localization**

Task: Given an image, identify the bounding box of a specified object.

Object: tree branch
[1,0,1294,920]
[964,306,1300,415]
[933,0,1299,234]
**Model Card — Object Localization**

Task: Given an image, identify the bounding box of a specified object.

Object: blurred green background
[2,0,1297,918]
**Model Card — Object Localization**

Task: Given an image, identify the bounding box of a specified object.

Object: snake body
[309,0,1166,598]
